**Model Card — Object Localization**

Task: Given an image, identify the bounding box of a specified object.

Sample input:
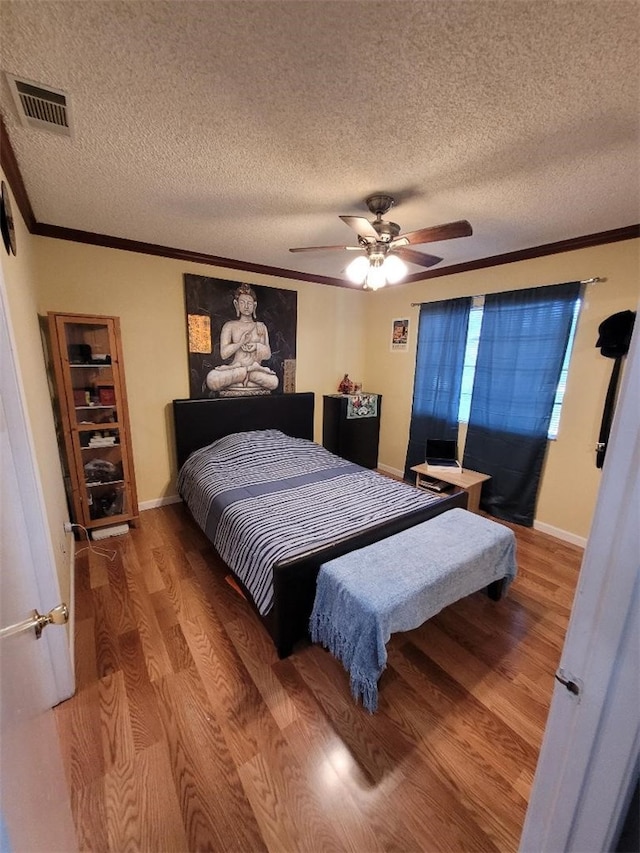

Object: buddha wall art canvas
[184,274,297,398]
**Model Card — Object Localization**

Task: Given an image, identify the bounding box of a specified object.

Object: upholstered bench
[310,508,517,712]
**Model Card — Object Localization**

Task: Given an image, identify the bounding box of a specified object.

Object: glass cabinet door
[78,425,129,521]
[50,314,137,529]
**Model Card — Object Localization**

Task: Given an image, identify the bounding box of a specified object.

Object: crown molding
[402,224,640,284]
[32,221,350,287]
[2,116,638,287]
[0,115,37,231]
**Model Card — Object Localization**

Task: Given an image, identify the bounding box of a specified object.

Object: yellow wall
[33,239,367,504]
[363,239,640,541]
[4,172,637,551]
[0,171,72,610]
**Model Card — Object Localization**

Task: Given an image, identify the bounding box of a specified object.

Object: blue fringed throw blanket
[310,508,517,712]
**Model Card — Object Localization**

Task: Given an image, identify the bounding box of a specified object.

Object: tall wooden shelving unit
[47,312,139,532]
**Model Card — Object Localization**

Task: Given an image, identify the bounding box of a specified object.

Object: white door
[0,276,77,851]
[520,317,639,851]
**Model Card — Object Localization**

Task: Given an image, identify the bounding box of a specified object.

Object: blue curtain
[462,281,581,525]
[404,297,471,480]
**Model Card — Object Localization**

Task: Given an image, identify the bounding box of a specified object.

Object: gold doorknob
[0,603,69,640]
[33,603,69,638]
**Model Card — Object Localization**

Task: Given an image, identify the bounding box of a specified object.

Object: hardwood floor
[55,504,582,852]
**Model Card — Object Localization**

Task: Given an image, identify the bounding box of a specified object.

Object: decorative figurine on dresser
[337,374,354,394]
[46,312,139,533]
[323,382,382,469]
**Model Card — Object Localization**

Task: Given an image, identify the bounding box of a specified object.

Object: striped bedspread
[177,429,443,616]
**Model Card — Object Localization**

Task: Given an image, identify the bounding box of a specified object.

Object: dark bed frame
[173,392,469,657]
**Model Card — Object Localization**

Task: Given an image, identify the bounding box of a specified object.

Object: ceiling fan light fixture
[345,255,370,284]
[382,254,408,284]
[365,258,386,291]
[290,195,470,285]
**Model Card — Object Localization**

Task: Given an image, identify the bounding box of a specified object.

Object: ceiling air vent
[6,74,73,137]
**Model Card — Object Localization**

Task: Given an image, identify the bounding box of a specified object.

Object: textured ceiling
[0,0,638,285]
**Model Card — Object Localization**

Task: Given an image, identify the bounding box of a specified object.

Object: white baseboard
[378,463,586,548]
[533,520,587,549]
[138,485,587,547]
[378,463,404,479]
[138,494,182,512]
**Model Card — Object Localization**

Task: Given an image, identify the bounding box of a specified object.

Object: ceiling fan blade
[339,215,379,240]
[289,245,363,253]
[394,246,443,268]
[401,219,473,245]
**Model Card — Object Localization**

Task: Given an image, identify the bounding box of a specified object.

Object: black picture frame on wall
[184,274,297,399]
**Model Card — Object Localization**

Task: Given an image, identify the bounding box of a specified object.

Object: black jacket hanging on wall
[595,310,636,468]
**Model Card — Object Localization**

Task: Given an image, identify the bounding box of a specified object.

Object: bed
[173,393,467,657]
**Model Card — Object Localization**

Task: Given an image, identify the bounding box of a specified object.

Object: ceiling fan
[289,194,473,289]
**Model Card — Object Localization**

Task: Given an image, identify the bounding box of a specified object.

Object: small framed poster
[391,318,409,351]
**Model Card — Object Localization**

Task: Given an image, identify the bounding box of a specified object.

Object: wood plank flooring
[55,504,582,852]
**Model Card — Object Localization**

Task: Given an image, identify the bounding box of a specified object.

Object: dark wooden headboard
[172,392,315,469]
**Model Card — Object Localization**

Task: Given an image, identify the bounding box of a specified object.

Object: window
[457,297,581,439]
[548,298,581,437]
[458,300,483,425]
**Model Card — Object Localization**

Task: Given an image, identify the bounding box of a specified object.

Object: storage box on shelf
[46,312,139,531]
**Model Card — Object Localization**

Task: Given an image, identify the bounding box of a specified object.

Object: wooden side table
[411,464,491,513]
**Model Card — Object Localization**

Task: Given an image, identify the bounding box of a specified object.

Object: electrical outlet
[63,521,74,533]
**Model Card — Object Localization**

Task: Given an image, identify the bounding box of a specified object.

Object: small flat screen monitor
[425,438,459,467]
